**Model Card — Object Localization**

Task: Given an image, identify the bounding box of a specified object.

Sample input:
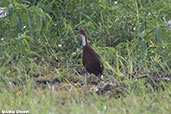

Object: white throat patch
[80,34,86,46]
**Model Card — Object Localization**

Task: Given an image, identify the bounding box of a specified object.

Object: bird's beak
[74,30,80,34]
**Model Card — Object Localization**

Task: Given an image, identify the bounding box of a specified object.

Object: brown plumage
[75,29,104,78]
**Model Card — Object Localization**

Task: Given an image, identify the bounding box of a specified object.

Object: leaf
[35,13,40,30]
[140,31,145,39]
[8,50,15,62]
[19,39,24,54]
[22,39,30,51]
[28,51,41,57]
[156,25,162,42]
[27,9,33,30]
[8,4,13,20]
[41,17,45,30]
[0,46,7,67]
[140,38,147,50]
[46,0,55,13]
[22,35,33,41]
[140,31,147,50]
[16,15,22,33]
[26,78,33,96]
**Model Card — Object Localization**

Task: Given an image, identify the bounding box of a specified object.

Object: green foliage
[0,0,171,113]
[0,0,170,64]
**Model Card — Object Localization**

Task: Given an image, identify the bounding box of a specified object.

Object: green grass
[0,0,171,113]
[0,80,170,114]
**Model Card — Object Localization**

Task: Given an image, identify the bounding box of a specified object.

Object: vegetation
[0,0,171,113]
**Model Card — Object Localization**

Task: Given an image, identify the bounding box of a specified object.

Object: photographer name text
[1,110,29,114]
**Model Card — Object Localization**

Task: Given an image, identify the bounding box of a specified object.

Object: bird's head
[75,29,88,47]
[75,29,87,36]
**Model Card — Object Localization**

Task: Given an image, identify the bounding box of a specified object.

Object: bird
[75,29,104,79]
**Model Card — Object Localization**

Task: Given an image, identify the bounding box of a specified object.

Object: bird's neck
[80,34,88,47]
